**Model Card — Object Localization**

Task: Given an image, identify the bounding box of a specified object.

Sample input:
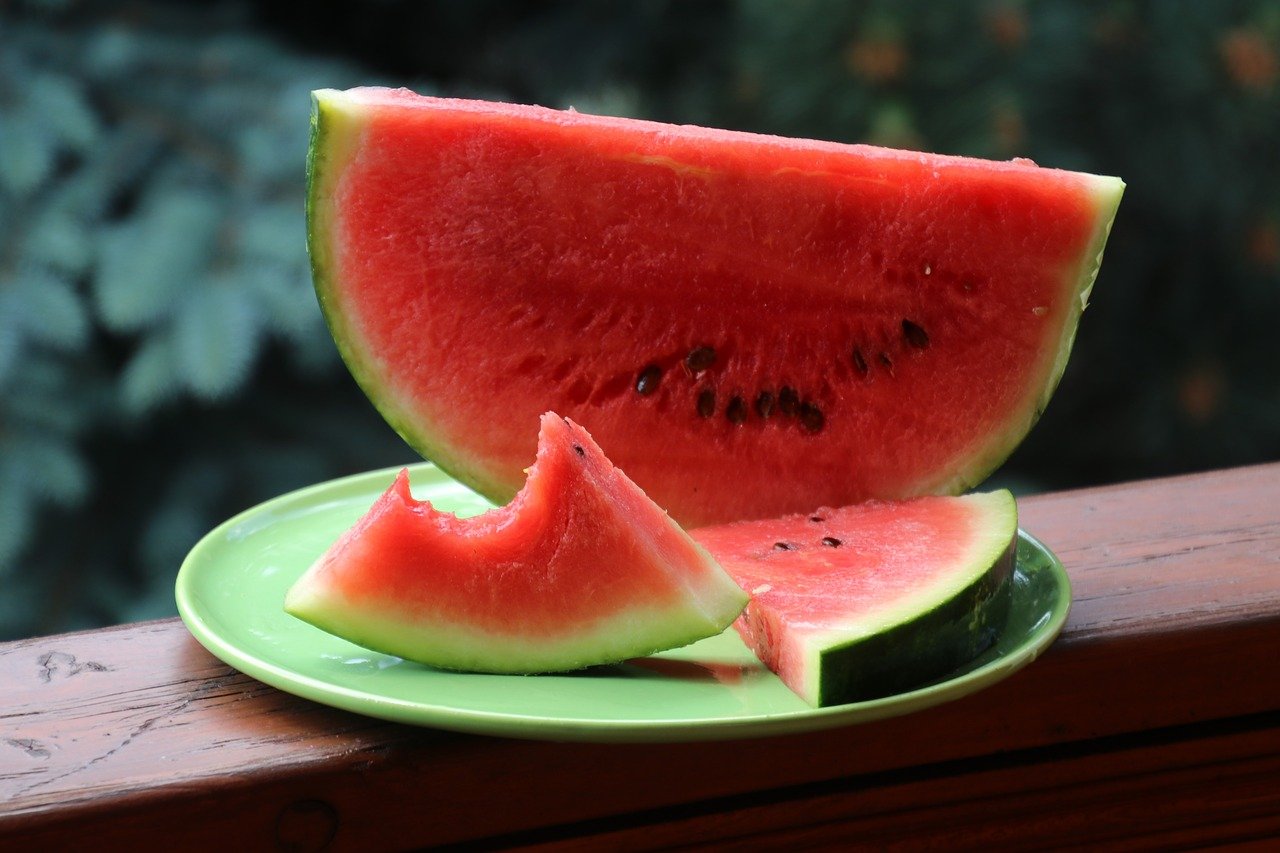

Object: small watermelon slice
[692,490,1017,706]
[284,413,748,673]
[307,87,1123,526]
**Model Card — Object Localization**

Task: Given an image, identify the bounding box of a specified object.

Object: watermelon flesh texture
[692,490,1017,706]
[308,87,1124,527]
[284,413,748,674]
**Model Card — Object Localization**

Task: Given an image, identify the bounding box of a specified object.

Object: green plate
[176,463,1071,743]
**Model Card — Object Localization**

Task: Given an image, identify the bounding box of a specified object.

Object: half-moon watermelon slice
[284,413,748,673]
[692,490,1018,707]
[307,87,1123,526]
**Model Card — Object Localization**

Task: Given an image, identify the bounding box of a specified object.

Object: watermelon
[284,413,748,673]
[307,87,1123,526]
[692,490,1017,706]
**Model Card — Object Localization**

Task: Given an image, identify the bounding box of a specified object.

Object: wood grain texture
[2,463,1279,850]
[507,716,1280,851]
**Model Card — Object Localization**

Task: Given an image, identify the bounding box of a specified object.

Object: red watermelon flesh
[284,413,748,673]
[692,490,1017,706]
[308,88,1123,526]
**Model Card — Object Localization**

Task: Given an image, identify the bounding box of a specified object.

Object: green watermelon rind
[933,178,1124,497]
[306,91,516,503]
[790,490,1018,706]
[286,585,746,675]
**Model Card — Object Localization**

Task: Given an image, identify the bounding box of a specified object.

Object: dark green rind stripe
[815,530,1017,706]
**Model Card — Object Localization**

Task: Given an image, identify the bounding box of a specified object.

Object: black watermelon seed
[852,348,869,376]
[799,402,825,434]
[685,345,717,373]
[572,444,585,457]
[902,319,930,349]
[696,389,716,418]
[809,515,825,523]
[822,536,842,547]
[726,395,747,425]
[778,386,800,417]
[635,364,662,395]
[755,390,775,419]
[773,541,794,551]
[879,352,894,372]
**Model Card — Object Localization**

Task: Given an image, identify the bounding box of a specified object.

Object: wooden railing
[3,463,1279,850]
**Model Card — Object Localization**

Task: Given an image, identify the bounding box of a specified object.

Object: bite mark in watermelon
[692,490,1017,706]
[284,413,748,674]
[307,87,1123,526]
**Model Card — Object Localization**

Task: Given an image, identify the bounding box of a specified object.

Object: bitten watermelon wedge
[284,413,748,673]
[693,490,1017,707]
[307,87,1122,526]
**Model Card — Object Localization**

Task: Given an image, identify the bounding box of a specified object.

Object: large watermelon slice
[692,490,1017,707]
[284,413,748,673]
[308,87,1123,526]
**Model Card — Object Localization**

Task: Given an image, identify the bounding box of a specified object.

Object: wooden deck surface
[3,463,1279,850]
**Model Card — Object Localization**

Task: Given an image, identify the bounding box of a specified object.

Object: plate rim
[175,463,1072,743]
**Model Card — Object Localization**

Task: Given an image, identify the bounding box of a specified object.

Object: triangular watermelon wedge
[307,88,1122,527]
[285,413,748,673]
[693,490,1018,706]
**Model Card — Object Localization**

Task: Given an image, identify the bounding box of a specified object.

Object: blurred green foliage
[1,0,1278,639]
[0,1,413,637]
